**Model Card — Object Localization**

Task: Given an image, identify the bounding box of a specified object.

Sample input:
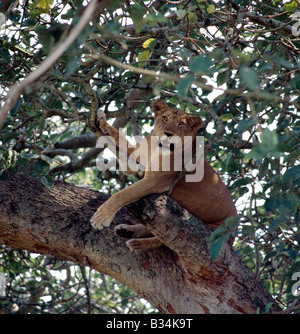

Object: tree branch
[0,173,281,314]
[54,133,98,149]
[245,12,296,36]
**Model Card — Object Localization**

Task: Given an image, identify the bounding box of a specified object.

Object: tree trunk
[0,173,281,314]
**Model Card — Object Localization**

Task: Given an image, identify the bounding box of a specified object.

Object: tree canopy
[0,0,299,314]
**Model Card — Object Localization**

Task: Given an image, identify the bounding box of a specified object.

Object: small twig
[79,266,91,314]
[83,80,99,131]
[247,97,262,134]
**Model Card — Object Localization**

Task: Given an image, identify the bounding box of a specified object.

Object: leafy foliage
[0,0,299,313]
[0,246,154,313]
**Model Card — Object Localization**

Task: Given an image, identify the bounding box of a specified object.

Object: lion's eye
[162,116,168,122]
[178,121,184,126]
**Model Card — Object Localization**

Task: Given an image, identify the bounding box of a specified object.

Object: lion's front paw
[97,111,110,135]
[90,204,115,230]
[97,110,106,121]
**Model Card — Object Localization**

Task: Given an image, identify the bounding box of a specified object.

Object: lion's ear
[152,100,168,117]
[188,115,203,130]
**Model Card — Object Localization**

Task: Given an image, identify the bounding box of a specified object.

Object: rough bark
[0,173,281,314]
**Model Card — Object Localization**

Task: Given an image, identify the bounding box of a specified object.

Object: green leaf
[264,250,278,262]
[265,197,279,213]
[284,0,298,11]
[261,128,278,150]
[240,65,260,90]
[273,57,294,70]
[210,233,230,261]
[187,12,198,23]
[41,175,53,189]
[66,55,80,74]
[0,48,11,63]
[220,113,233,122]
[217,68,232,86]
[3,149,17,169]
[176,75,194,98]
[40,154,53,165]
[128,4,147,32]
[263,302,275,314]
[34,0,53,14]
[248,129,280,161]
[225,216,240,229]
[238,186,249,196]
[142,38,157,49]
[258,129,279,156]
[2,131,19,143]
[236,118,255,134]
[32,159,50,177]
[231,177,252,189]
[144,13,167,25]
[258,158,270,178]
[242,225,255,235]
[282,166,300,182]
[207,4,215,14]
[38,32,55,55]
[11,98,22,116]
[189,54,213,75]
[176,9,187,19]
[269,215,286,232]
[209,225,230,260]
[23,153,39,159]
[137,50,152,67]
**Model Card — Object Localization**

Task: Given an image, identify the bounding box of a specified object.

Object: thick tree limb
[0,173,281,314]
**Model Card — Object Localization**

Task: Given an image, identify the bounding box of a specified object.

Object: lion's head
[152,100,203,155]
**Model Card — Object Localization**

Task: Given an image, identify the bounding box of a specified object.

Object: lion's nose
[164,131,173,137]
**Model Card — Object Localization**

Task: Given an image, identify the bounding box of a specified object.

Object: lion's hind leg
[114,224,152,239]
[126,237,163,252]
[114,224,163,251]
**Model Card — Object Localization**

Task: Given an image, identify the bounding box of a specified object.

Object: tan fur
[91,100,237,251]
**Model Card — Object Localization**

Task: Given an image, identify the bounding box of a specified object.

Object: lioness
[91,100,237,251]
